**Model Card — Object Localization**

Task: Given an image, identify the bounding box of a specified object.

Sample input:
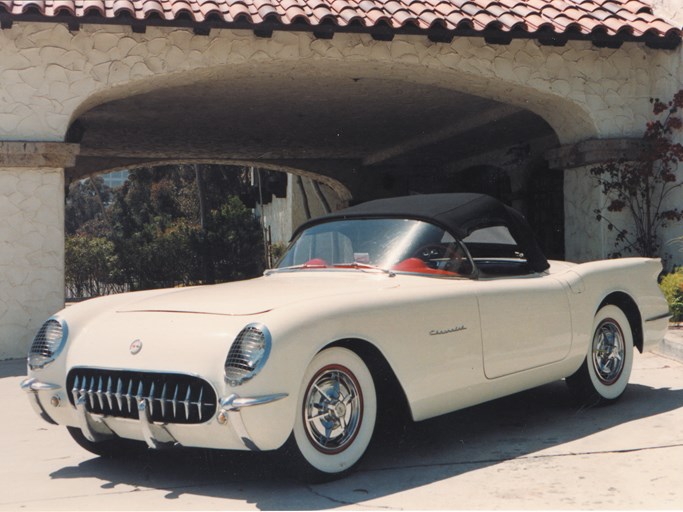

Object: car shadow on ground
[48,379,683,510]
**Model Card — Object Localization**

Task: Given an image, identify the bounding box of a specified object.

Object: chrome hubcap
[303,365,363,454]
[592,319,625,385]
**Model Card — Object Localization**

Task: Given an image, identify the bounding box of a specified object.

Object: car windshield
[275,218,472,277]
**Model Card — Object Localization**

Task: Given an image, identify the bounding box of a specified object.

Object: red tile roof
[0,0,679,47]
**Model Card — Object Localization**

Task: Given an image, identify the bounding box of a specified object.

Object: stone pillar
[0,142,78,359]
[546,139,644,263]
[562,165,607,262]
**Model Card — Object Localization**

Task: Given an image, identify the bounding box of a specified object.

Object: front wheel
[566,305,634,406]
[285,347,377,481]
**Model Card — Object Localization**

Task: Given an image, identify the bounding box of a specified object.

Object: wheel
[285,347,377,481]
[67,426,145,458]
[566,305,634,406]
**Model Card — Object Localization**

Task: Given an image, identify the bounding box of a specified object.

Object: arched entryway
[3,6,679,358]
[66,56,569,258]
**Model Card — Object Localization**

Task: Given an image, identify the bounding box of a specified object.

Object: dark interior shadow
[49,381,683,510]
[0,358,26,378]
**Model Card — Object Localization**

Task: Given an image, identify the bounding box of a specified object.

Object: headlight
[224,323,271,386]
[28,318,68,370]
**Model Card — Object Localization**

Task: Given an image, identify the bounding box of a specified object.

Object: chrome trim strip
[228,409,259,451]
[68,365,210,381]
[20,379,60,425]
[75,395,114,442]
[138,399,160,449]
[20,378,61,392]
[137,398,178,449]
[220,393,288,411]
[218,393,289,452]
[645,312,672,322]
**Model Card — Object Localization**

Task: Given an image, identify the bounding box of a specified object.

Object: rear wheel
[285,347,377,481]
[567,305,634,406]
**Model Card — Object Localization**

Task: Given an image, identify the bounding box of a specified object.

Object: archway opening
[66,60,569,280]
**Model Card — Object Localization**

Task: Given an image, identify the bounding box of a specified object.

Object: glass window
[277,218,472,277]
[463,225,532,276]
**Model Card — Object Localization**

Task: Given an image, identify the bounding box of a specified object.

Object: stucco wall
[0,23,678,143]
[0,168,64,359]
[1,22,683,357]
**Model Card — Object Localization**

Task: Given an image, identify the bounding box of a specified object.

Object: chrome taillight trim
[224,323,272,386]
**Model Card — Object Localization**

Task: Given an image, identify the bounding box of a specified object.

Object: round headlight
[224,323,271,386]
[28,318,68,370]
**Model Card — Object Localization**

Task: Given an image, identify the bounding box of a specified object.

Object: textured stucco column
[562,165,606,262]
[547,139,646,263]
[0,142,77,359]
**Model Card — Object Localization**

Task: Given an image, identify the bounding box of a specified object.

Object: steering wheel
[413,244,447,268]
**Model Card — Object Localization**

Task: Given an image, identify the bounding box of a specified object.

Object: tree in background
[65,176,111,235]
[591,90,683,259]
[65,235,121,297]
[65,164,265,296]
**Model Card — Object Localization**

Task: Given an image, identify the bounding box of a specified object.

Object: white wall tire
[288,347,377,480]
[567,305,634,405]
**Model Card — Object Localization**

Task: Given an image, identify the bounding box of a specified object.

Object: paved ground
[2,346,683,511]
[657,324,683,361]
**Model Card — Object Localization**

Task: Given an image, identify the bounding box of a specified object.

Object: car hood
[116,272,401,316]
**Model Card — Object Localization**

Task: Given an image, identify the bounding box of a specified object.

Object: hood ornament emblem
[130,339,143,355]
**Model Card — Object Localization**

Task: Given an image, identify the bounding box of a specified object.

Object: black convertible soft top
[294,193,550,273]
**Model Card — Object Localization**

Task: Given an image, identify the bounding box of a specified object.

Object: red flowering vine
[591,89,683,258]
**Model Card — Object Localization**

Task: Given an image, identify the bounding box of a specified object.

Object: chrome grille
[29,319,63,357]
[67,369,216,424]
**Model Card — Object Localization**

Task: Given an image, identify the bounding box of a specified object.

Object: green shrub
[65,235,122,298]
[660,269,683,323]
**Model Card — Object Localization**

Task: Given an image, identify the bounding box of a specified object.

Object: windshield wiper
[266,262,396,277]
[264,262,328,275]
[332,263,396,277]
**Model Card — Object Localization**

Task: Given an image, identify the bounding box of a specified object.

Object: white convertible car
[22,193,670,480]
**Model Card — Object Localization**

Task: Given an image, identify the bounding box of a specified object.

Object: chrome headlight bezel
[27,317,69,370]
[224,323,272,386]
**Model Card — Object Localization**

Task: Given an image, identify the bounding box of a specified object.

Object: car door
[476,274,572,379]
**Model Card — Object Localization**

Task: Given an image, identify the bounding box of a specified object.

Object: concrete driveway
[1,351,682,510]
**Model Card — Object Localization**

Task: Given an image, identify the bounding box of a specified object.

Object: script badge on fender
[130,339,143,355]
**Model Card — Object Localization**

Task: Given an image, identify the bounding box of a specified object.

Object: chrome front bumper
[21,377,287,451]
[20,377,61,425]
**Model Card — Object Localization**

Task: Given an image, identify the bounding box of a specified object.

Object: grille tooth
[149,382,155,415]
[184,386,191,420]
[96,377,104,410]
[105,377,114,410]
[67,369,216,424]
[136,381,143,400]
[71,375,80,404]
[88,377,96,409]
[160,383,167,419]
[79,376,87,402]
[115,378,123,410]
[172,384,179,417]
[197,387,204,421]
[125,379,133,413]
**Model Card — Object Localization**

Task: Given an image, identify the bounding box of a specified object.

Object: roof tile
[0,0,678,44]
